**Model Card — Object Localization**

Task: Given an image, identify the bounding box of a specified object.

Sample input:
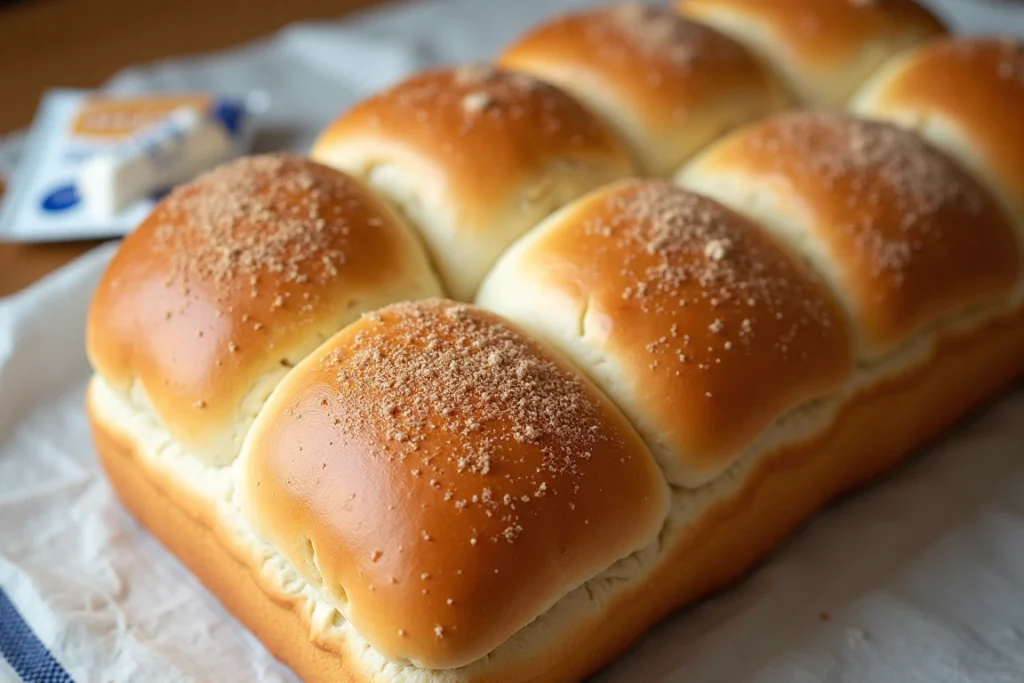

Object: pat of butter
[0,89,263,242]
[79,104,245,219]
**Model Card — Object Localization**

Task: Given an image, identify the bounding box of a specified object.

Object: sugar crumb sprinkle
[583,181,838,374]
[152,153,356,311]
[321,301,615,547]
[743,112,986,278]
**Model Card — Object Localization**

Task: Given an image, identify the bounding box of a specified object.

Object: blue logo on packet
[211,100,246,138]
[41,184,81,212]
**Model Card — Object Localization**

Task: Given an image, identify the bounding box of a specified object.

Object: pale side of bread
[499,4,789,176]
[677,0,947,106]
[310,67,635,301]
[89,298,1024,682]
[851,36,1024,236]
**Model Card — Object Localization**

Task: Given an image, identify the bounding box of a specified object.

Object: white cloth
[1,0,1023,681]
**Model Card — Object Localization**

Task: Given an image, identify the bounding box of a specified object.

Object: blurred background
[0,0,395,294]
[0,0,393,135]
[0,0,1020,296]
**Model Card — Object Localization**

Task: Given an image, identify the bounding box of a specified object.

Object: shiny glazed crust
[498,5,789,175]
[678,0,947,105]
[851,36,1024,232]
[310,66,635,300]
[89,301,1024,683]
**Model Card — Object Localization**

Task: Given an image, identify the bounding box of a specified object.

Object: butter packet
[0,89,263,242]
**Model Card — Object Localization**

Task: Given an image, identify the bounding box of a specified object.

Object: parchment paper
[1,0,1023,680]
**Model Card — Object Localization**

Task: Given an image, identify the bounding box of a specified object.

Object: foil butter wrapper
[0,89,265,242]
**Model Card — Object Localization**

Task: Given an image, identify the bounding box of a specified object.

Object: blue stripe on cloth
[0,588,74,683]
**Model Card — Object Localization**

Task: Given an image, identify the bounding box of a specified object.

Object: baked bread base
[89,305,1024,683]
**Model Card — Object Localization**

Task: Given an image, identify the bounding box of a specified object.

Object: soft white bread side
[235,299,669,670]
[677,0,947,105]
[310,66,635,300]
[677,111,1021,358]
[86,154,442,466]
[477,181,853,487]
[499,4,789,176]
[851,36,1024,237]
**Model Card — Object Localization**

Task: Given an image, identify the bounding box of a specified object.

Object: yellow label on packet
[71,94,212,138]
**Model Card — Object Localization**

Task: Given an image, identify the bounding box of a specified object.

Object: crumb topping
[319,300,617,548]
[373,67,606,144]
[583,181,838,374]
[740,112,986,279]
[137,152,404,415]
[153,154,354,298]
[564,4,751,91]
[462,91,496,115]
[606,4,744,65]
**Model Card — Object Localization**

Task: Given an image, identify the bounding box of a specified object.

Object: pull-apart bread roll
[86,6,1024,683]
[237,300,668,671]
[677,0,947,106]
[678,111,1021,357]
[852,37,1024,235]
[310,66,635,300]
[478,181,853,487]
[87,154,442,465]
[499,4,788,176]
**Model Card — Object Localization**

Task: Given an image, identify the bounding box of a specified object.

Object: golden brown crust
[237,299,668,669]
[310,67,635,300]
[86,154,441,465]
[851,36,1024,231]
[478,181,852,486]
[678,0,947,105]
[91,302,1024,683]
[498,4,788,176]
[312,66,630,211]
[679,111,1021,356]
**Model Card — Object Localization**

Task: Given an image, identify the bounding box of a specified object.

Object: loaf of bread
[86,3,1024,681]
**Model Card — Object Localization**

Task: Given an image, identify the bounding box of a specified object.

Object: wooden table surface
[0,0,391,297]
